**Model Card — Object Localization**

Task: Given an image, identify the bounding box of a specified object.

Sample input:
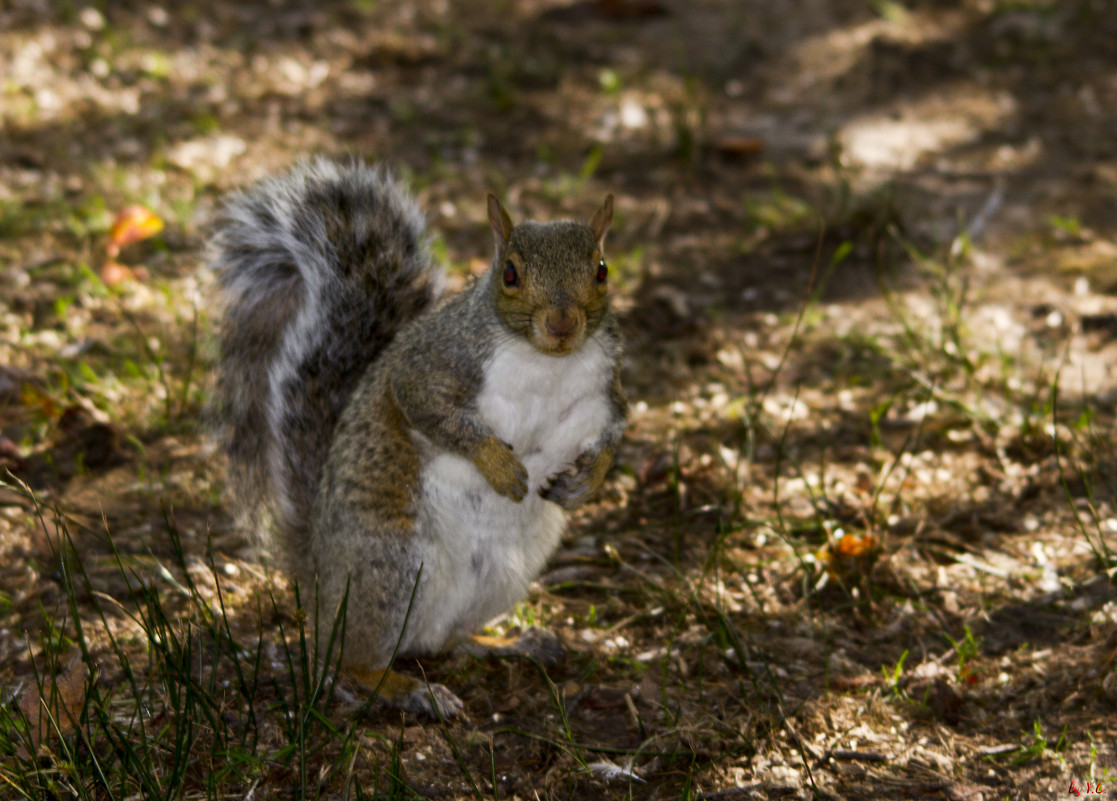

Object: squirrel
[211,158,626,716]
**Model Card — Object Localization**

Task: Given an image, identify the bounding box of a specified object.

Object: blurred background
[4,0,1117,396]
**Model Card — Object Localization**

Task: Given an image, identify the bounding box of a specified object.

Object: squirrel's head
[486,194,614,356]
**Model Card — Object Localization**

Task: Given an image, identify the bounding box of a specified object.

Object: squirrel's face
[487,195,614,357]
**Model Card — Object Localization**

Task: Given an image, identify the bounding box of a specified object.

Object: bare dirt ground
[1,0,1116,798]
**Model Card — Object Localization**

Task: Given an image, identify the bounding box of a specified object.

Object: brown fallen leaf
[16,650,89,759]
[715,136,766,160]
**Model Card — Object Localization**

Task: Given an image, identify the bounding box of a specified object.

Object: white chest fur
[403,337,613,655]
[478,337,613,482]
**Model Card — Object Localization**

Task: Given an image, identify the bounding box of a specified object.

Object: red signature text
[1070,781,1106,796]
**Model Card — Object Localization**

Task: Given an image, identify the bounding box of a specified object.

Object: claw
[539,465,587,510]
[539,447,611,509]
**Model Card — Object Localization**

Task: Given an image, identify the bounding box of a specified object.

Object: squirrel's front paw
[473,436,528,501]
[539,446,613,510]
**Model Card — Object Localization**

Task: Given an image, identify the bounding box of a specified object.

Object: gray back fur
[211,157,441,564]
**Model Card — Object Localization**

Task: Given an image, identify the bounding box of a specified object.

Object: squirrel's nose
[545,308,579,338]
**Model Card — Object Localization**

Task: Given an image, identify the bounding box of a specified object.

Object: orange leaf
[107,205,163,258]
[835,532,878,558]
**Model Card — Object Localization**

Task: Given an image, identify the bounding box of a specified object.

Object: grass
[1054,377,1117,574]
[1009,718,1068,767]
[0,482,360,800]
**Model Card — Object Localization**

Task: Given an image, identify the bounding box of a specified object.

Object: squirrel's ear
[487,195,514,249]
[589,194,614,250]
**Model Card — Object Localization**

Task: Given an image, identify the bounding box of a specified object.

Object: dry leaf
[19,382,58,418]
[835,532,879,558]
[16,651,89,759]
[106,205,163,258]
[819,532,881,579]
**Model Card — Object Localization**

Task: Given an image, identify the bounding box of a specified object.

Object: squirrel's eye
[503,261,518,287]
[596,259,608,283]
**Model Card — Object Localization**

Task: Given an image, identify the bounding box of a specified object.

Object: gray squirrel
[212,158,626,716]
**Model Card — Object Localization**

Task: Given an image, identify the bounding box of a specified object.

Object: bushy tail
[211,158,440,570]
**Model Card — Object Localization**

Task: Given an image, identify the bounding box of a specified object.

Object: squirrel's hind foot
[346,666,467,720]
